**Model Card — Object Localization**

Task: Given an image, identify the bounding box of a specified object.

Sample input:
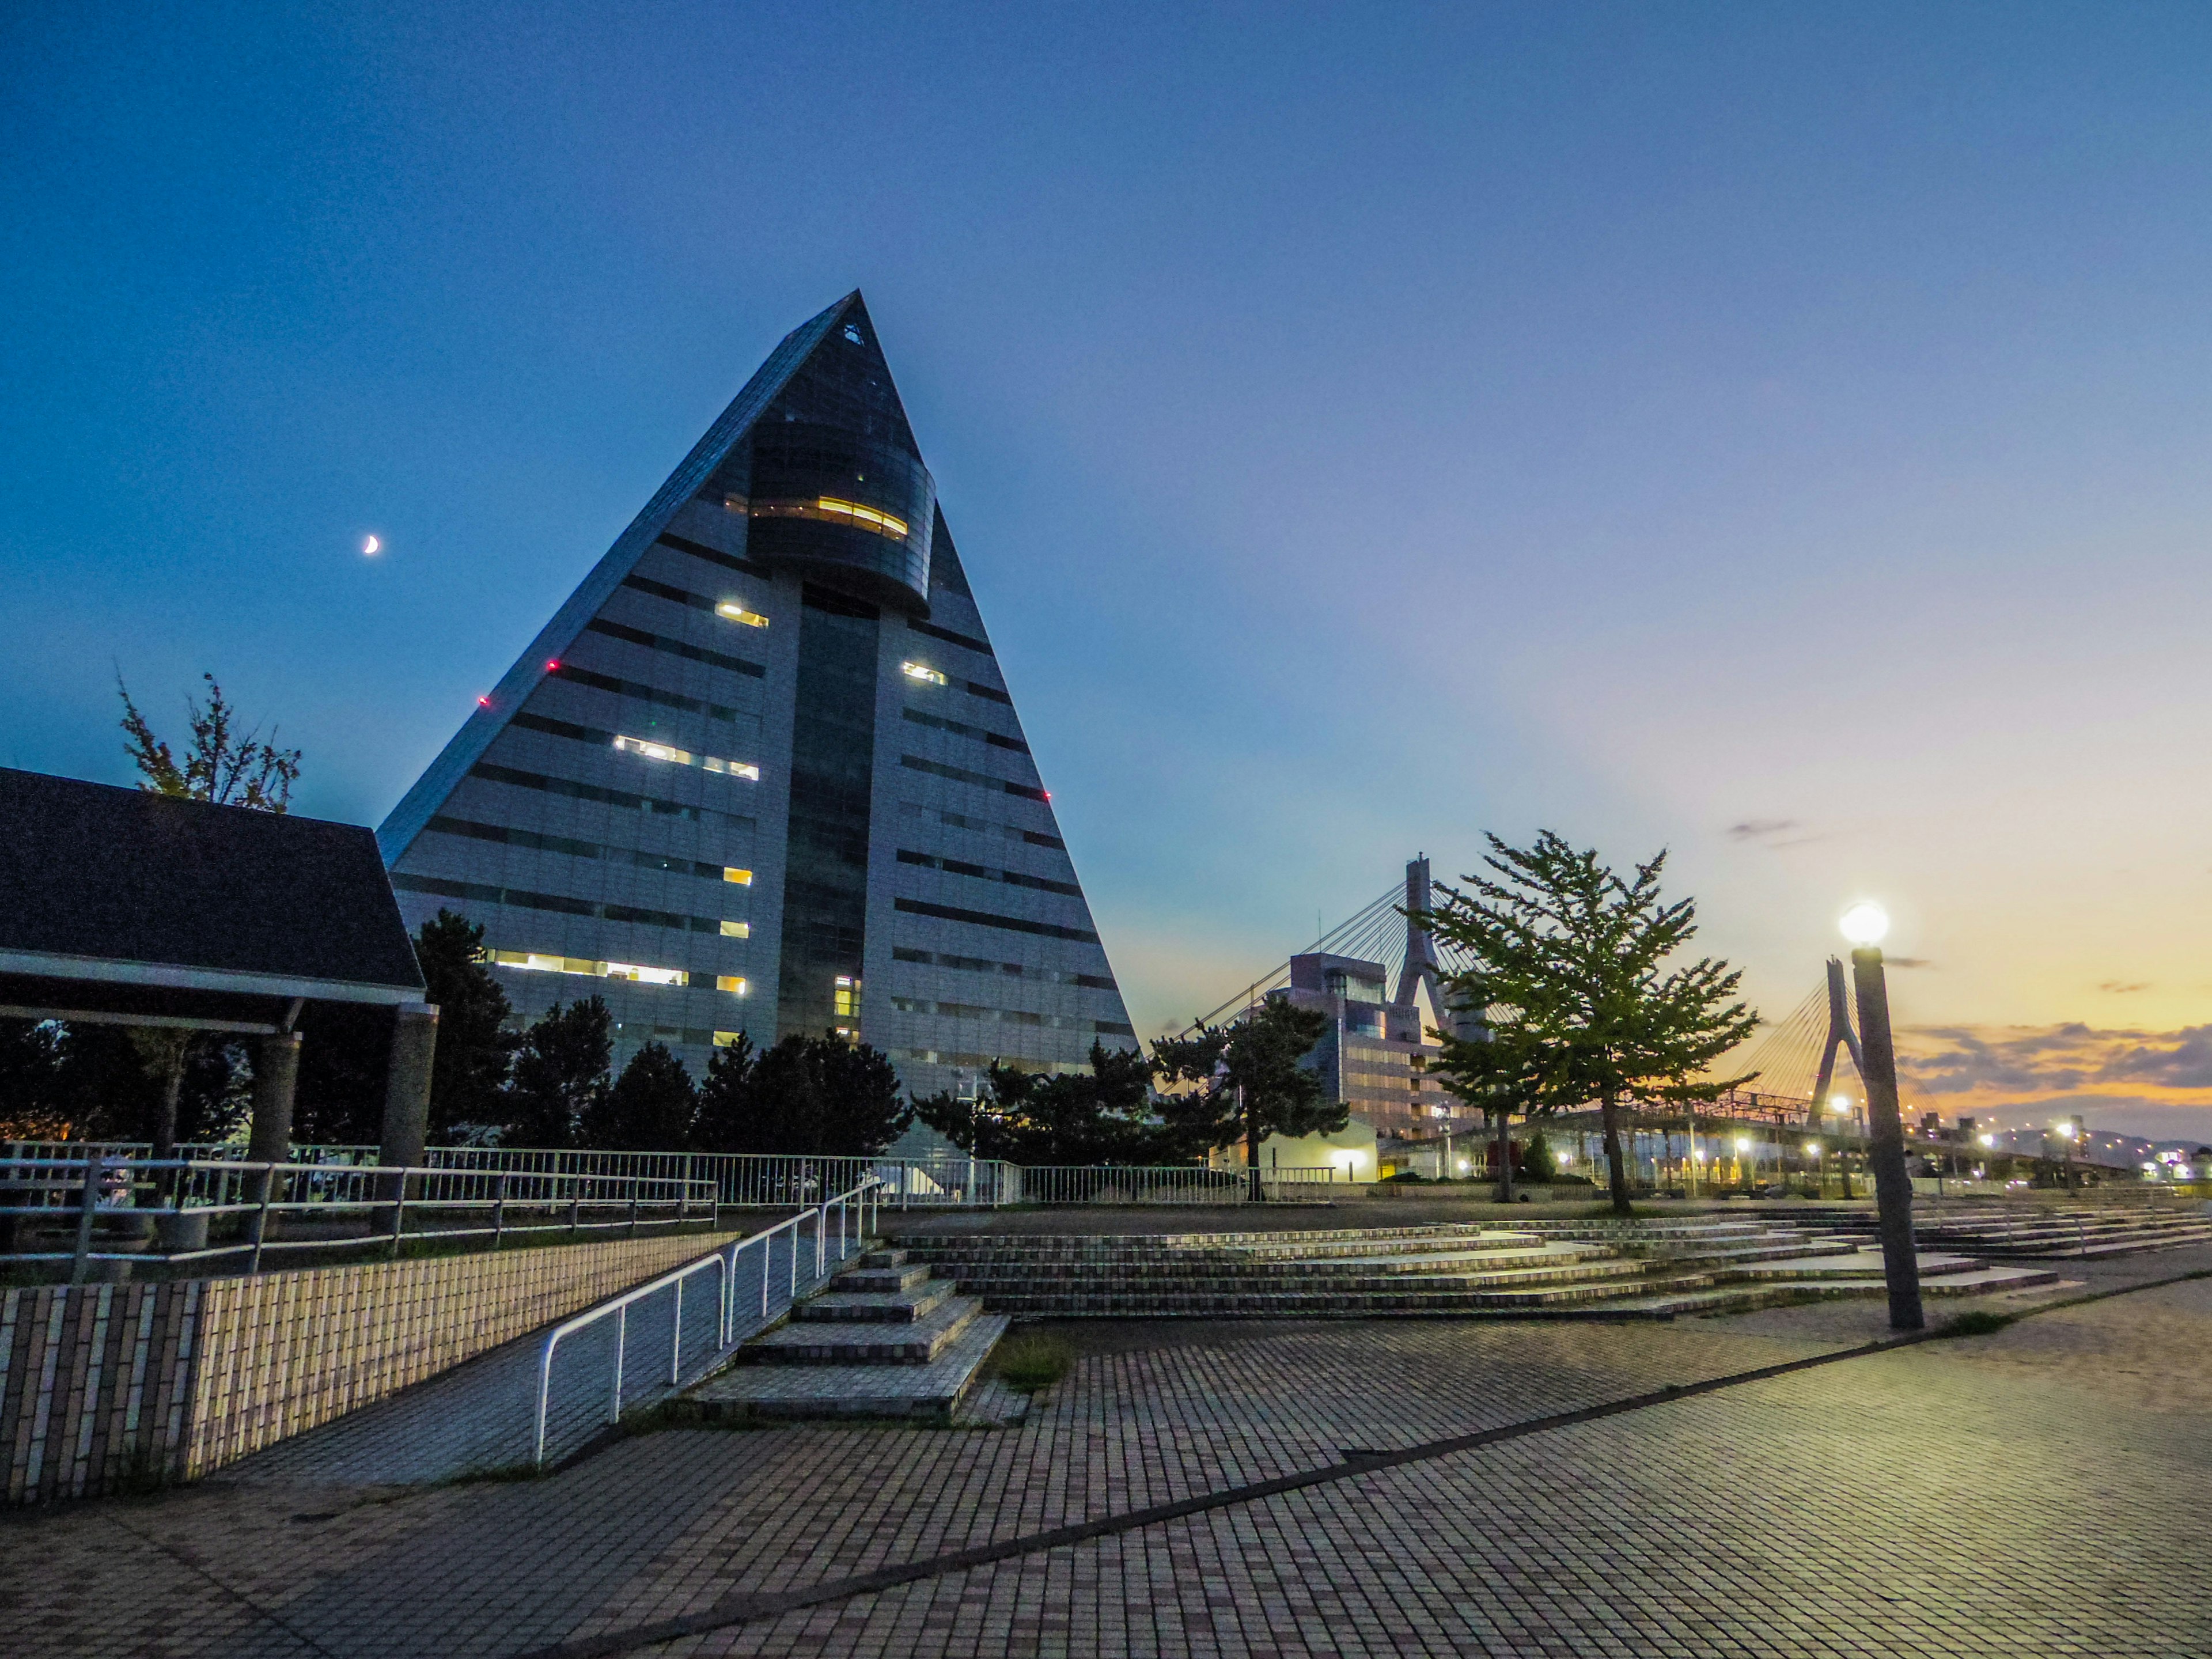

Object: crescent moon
[363,535,381,555]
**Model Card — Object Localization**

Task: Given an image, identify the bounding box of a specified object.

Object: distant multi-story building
[376,292,1138,1099]
[1264,859,1484,1140]
[1275,952,1461,1138]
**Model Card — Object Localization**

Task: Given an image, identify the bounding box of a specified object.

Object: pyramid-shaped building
[377,293,1137,1101]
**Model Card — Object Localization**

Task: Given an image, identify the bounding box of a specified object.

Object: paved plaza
[6,1245,2208,1659]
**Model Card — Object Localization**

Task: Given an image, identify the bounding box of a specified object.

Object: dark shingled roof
[0,768,425,994]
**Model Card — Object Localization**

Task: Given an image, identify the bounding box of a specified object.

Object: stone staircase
[685,1247,1009,1422]
[893,1218,2063,1320]
[1816,1205,2212,1260]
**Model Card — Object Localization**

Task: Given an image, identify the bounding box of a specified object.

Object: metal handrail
[0,1155,719,1281]
[530,1175,881,1467]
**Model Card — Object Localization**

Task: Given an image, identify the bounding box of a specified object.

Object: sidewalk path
[7,1247,2207,1658]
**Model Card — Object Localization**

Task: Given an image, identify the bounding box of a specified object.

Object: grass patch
[1934,1309,2017,1339]
[992,1331,1074,1393]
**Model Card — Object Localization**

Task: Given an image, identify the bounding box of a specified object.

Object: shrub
[993,1330,1073,1393]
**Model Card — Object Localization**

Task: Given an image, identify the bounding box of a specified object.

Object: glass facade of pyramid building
[375,293,1138,1099]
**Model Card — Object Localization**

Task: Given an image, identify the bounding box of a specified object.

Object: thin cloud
[1726,819,1797,841]
[2099,980,2151,994]
[1886,957,1932,969]
[1899,1021,2212,1096]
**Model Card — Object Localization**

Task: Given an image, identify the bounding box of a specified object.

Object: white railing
[1012,1164,1252,1205]
[0,1154,719,1282]
[531,1176,880,1467]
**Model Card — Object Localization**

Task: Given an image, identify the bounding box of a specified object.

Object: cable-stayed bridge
[1199,857,2157,1183]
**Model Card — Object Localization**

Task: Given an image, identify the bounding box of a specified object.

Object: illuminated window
[715,601,769,628]
[749,497,910,541]
[723,866,752,885]
[713,1030,745,1047]
[902,662,947,687]
[488,950,688,987]
[612,734,761,781]
[834,975,862,1021]
[716,975,748,995]
[719,919,749,938]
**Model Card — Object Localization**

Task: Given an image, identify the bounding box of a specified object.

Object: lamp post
[1839,902,1924,1331]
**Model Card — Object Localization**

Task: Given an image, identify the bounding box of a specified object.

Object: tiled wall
[0,1281,201,1503]
[1,1225,748,1503]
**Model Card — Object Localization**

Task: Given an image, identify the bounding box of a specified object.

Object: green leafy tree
[1522,1127,1559,1183]
[1423,832,1759,1215]
[1152,998,1339,1195]
[583,1041,698,1151]
[914,1043,1161,1164]
[1427,1013,1548,1203]
[706,1032,911,1156]
[118,672,301,810]
[411,911,520,1142]
[507,998,613,1149]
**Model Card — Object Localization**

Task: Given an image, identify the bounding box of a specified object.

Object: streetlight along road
[1839,902,1925,1331]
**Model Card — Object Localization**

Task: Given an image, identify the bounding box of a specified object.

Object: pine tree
[584,1041,697,1151]
[707,1033,912,1156]
[507,998,612,1149]
[914,1043,1161,1165]
[1422,832,1759,1215]
[411,910,519,1142]
[1152,998,1339,1194]
[692,1034,758,1154]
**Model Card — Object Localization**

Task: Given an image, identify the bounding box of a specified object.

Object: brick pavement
[5,1249,2207,1659]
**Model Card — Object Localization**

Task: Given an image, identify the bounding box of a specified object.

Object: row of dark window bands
[548,660,751,725]
[613,1024,728,1050]
[892,945,1114,990]
[893,896,1098,945]
[907,804,1063,852]
[468,760,757,827]
[896,847,1081,897]
[391,870,744,938]
[509,711,759,777]
[900,707,1027,754]
[585,616,764,679]
[645,533,1016,723]
[425,815,746,883]
[888,997,1134,1036]
[651,531,1002,677]
[898,755,1048,802]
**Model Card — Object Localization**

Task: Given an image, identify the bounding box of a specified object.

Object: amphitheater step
[831,1262,935,1294]
[690,1313,1011,1423]
[738,1293,984,1363]
[795,1281,959,1324]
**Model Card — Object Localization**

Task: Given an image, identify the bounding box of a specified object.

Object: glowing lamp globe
[1839,902,1890,947]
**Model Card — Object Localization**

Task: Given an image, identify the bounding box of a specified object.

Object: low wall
[2,1222,754,1503]
[1,1281,200,1503]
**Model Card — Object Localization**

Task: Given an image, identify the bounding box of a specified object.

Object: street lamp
[1838,902,1925,1331]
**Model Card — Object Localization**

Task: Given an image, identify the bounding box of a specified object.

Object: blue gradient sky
[9,3,2212,1139]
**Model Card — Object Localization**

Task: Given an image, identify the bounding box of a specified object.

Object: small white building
[1210,1116,1380,1187]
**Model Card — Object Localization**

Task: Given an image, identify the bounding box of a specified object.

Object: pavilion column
[248,1032,302,1166]
[380,1003,440,1173]
[241,1032,302,1250]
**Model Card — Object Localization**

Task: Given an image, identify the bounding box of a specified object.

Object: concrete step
[945,1256,1649,1301]
[910,1242,1609,1285]
[859,1248,911,1268]
[837,1263,933,1294]
[690,1313,1010,1423]
[795,1282,957,1324]
[740,1293,983,1364]
[965,1269,1717,1317]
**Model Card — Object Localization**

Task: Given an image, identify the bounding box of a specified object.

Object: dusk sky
[8,3,2212,1141]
